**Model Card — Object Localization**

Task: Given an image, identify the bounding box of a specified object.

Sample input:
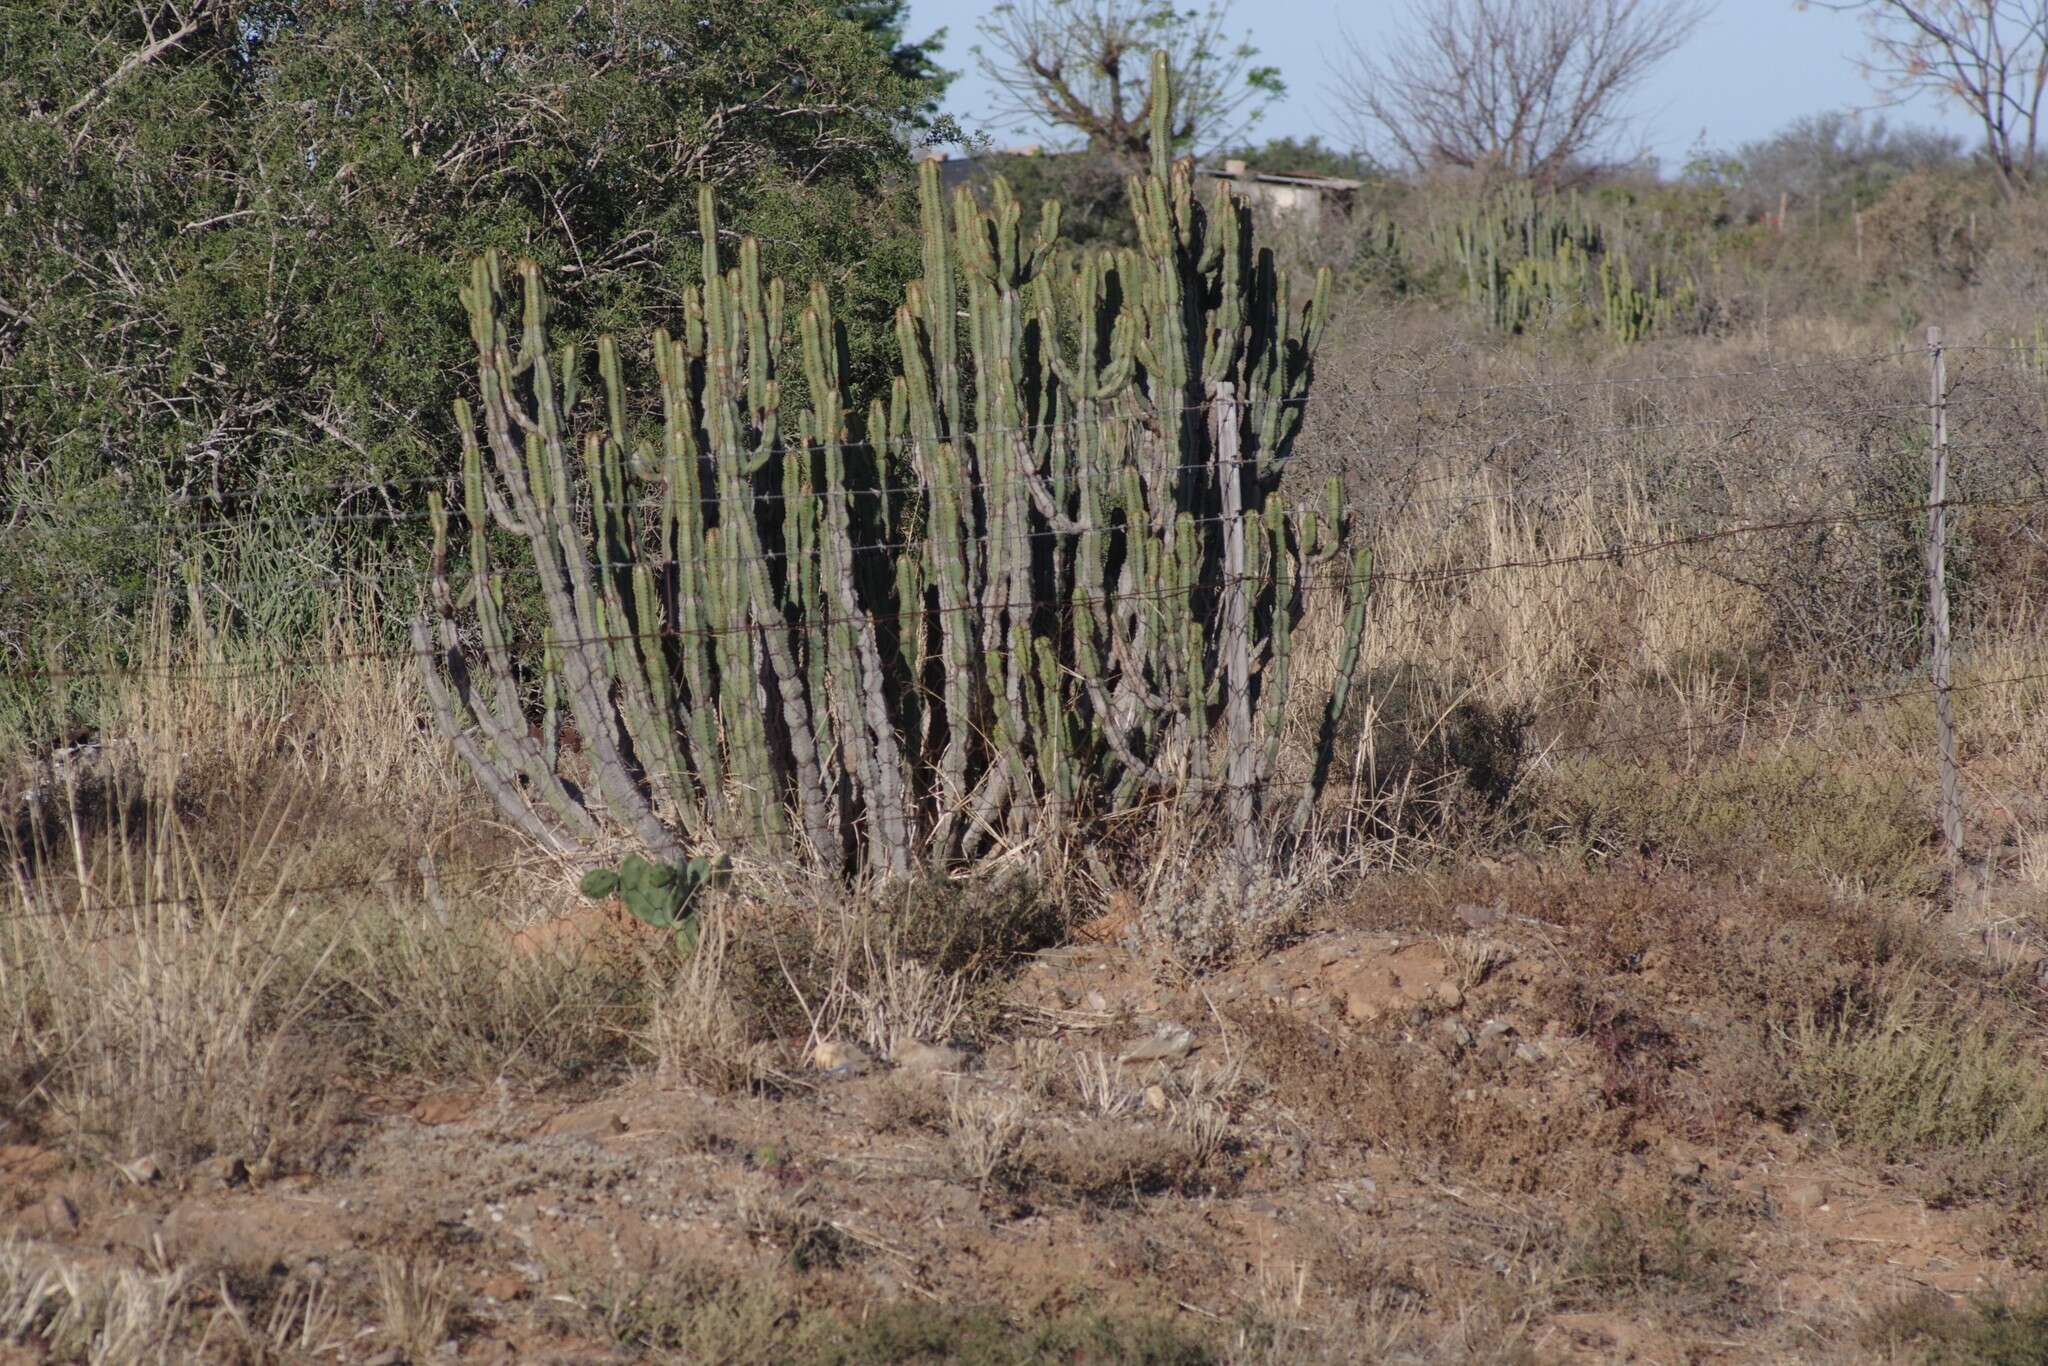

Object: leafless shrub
[1833,0,2048,199]
[1334,0,1709,184]
[974,0,1282,155]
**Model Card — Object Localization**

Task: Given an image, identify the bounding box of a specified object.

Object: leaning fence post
[1926,326,1964,867]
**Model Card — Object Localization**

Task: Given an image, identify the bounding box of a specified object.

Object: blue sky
[902,0,1985,170]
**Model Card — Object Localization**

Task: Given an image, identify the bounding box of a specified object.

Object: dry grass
[0,1239,191,1363]
[372,1255,461,1358]
[0,625,648,1167]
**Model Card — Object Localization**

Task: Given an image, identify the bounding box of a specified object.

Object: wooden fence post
[1926,326,1964,867]
[1213,379,1256,860]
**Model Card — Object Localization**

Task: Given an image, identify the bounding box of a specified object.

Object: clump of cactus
[579,854,723,952]
[413,52,1369,874]
[1420,185,1692,342]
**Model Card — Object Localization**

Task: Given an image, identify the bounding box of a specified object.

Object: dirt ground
[5,862,2044,1364]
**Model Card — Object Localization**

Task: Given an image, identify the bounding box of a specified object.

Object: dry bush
[1068,1049,1137,1119]
[1012,1116,1211,1205]
[1535,737,1935,893]
[4,846,641,1167]
[868,1072,949,1134]
[1,780,342,1168]
[564,1256,1222,1364]
[1554,1196,1740,1320]
[947,1086,1030,1190]
[316,897,644,1084]
[204,1269,347,1360]
[1266,309,2048,882]
[1858,1285,2048,1362]
[1866,169,1986,291]
[1127,831,1337,967]
[1291,868,2007,1172]
[1231,1000,1607,1190]
[1793,978,2048,1200]
[732,1183,851,1271]
[657,870,1059,1081]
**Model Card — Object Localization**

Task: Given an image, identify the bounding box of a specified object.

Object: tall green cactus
[413,51,1371,873]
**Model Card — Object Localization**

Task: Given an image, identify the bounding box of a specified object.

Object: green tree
[0,0,931,665]
[837,0,956,124]
[1218,136,1382,182]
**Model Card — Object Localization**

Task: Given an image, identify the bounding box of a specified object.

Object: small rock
[114,1154,161,1186]
[891,1041,970,1074]
[1786,1181,1830,1215]
[1455,899,1505,930]
[1343,990,1384,1024]
[98,1211,161,1254]
[1477,1018,1515,1044]
[811,1040,874,1076]
[538,1108,627,1138]
[1513,1042,1545,1065]
[0,1145,63,1180]
[1433,981,1465,1009]
[411,1091,484,1126]
[477,1273,527,1303]
[1440,1020,1474,1049]
[38,1193,79,1235]
[1119,1023,1194,1064]
[1142,1085,1170,1113]
[1084,989,1109,1013]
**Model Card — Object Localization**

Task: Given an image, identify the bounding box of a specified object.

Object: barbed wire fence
[4,338,2046,925]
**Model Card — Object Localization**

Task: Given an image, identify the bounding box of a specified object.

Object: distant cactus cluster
[1385,184,1697,343]
[413,54,1370,876]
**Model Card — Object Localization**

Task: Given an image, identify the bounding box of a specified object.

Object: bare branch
[1821,0,2048,197]
[1332,0,1709,184]
[974,0,1284,155]
[58,0,231,125]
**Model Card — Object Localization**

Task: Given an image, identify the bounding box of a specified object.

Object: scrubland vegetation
[7,2,2048,1361]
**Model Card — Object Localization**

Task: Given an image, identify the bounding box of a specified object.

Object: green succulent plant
[577,853,724,953]
[415,50,1369,872]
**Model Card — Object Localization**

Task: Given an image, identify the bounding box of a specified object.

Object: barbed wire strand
[6,486,2043,687]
